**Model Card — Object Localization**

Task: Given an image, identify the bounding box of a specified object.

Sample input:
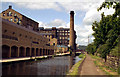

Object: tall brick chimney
[9,5,12,9]
[69,11,76,51]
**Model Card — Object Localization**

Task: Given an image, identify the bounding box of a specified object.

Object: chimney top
[70,11,74,14]
[9,5,12,9]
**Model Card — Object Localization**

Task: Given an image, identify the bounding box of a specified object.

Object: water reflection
[2,56,81,75]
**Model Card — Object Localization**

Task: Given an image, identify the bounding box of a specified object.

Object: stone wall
[106,55,119,70]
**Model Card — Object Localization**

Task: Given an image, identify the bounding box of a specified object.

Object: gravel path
[80,54,106,75]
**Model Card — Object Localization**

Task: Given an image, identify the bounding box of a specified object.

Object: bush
[79,53,84,58]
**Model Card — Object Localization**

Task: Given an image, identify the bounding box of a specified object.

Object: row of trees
[86,0,120,62]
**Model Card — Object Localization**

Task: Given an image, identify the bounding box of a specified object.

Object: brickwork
[69,11,76,51]
[0,6,38,32]
[2,18,55,59]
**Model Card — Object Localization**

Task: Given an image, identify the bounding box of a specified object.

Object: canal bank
[67,53,86,75]
[0,55,52,63]
[2,55,82,75]
[0,52,71,63]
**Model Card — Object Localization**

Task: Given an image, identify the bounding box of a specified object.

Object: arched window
[8,11,12,16]
[14,13,17,16]
[3,13,5,16]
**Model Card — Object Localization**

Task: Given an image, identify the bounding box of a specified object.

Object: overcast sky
[1,0,115,46]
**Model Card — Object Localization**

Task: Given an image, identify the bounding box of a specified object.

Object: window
[65,33,67,35]
[68,33,70,35]
[53,43,55,46]
[3,13,5,16]
[12,32,15,34]
[60,37,61,39]
[4,30,7,33]
[25,35,27,38]
[14,13,17,16]
[14,18,16,22]
[19,34,22,36]
[10,18,12,22]
[8,11,12,16]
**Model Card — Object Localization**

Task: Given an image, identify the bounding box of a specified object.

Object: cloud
[38,19,68,28]
[83,9,101,25]
[2,0,105,12]
[47,19,67,27]
[1,0,105,3]
[14,2,62,11]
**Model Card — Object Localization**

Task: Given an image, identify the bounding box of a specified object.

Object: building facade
[0,5,39,32]
[39,33,57,46]
[2,18,54,59]
[38,27,70,46]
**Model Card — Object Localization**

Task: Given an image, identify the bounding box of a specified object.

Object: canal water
[2,56,81,75]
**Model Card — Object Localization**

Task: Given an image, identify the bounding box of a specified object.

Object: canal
[2,56,81,75]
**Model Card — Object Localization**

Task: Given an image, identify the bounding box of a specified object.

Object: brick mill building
[1,6,55,59]
[38,27,70,46]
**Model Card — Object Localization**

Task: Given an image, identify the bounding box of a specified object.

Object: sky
[1,0,115,46]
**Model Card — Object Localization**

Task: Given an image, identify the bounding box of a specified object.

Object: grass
[91,54,118,75]
[91,54,100,59]
[78,53,85,58]
[67,54,86,75]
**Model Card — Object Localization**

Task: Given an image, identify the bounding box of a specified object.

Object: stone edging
[67,55,86,75]
[78,56,86,75]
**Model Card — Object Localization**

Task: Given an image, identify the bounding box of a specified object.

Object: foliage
[98,1,120,17]
[110,45,119,57]
[97,44,110,62]
[86,0,120,61]
[78,53,85,58]
[86,43,96,55]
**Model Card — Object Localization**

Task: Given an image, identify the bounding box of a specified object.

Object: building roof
[1,6,39,24]
[38,27,70,30]
[1,18,44,37]
[39,33,53,35]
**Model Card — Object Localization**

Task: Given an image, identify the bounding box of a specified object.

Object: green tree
[86,43,96,55]
[97,44,110,62]
[92,13,113,49]
[91,0,120,61]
